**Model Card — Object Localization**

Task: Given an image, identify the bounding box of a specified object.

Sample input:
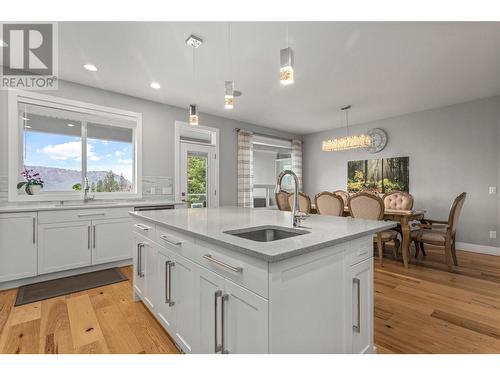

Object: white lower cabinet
[38,221,92,274]
[143,241,158,311]
[92,218,132,264]
[0,212,37,282]
[346,257,374,354]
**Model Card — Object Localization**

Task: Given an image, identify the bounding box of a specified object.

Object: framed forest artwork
[347,156,409,193]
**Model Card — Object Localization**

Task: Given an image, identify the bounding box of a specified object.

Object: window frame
[8,89,143,202]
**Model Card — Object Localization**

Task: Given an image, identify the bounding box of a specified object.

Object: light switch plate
[489,187,497,194]
[490,231,497,239]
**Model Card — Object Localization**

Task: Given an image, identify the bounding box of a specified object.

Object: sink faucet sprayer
[276,170,309,228]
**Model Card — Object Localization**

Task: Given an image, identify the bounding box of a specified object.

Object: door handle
[93,225,96,249]
[214,290,222,353]
[88,226,91,249]
[137,243,145,277]
[165,261,170,304]
[168,261,175,306]
[353,278,361,333]
[221,294,229,354]
[32,217,36,244]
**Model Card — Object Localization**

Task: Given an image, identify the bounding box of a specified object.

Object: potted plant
[17,168,44,195]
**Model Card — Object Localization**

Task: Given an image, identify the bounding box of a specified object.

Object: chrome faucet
[276,170,308,228]
[83,177,94,203]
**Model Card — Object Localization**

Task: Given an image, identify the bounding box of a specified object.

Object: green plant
[72,183,82,191]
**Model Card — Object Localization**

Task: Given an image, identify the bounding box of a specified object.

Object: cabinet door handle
[93,225,96,249]
[165,261,171,304]
[134,223,151,231]
[137,243,145,277]
[159,234,184,246]
[32,217,36,244]
[77,212,106,217]
[203,254,243,273]
[168,261,175,306]
[221,294,229,354]
[214,290,222,353]
[353,278,361,333]
[88,226,91,249]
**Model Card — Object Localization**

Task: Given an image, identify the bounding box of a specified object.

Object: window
[9,90,142,201]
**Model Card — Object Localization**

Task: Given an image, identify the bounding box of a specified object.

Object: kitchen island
[130,207,396,354]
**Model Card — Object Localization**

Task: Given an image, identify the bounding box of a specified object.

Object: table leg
[401,218,410,268]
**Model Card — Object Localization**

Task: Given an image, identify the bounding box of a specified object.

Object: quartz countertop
[0,199,185,213]
[130,207,397,262]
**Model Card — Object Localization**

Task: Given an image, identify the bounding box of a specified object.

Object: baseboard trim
[455,242,500,256]
[0,259,132,291]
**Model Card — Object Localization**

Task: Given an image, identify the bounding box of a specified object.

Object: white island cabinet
[130,207,395,354]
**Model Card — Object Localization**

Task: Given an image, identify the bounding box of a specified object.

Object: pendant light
[322,105,371,152]
[280,23,294,85]
[186,34,203,125]
[224,22,235,109]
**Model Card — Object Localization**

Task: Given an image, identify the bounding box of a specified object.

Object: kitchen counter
[130,206,396,262]
[0,199,185,214]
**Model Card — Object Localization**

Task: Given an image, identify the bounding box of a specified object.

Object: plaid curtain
[237,130,254,207]
[291,139,303,191]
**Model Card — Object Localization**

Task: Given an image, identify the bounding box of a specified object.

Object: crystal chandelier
[322,105,371,152]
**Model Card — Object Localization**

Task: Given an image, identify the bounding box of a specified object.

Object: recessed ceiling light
[67,123,75,127]
[150,82,161,89]
[83,64,98,72]
[185,35,203,48]
[24,125,32,129]
[0,40,7,47]
[22,117,30,121]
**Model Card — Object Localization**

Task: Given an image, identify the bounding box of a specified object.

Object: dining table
[310,204,426,268]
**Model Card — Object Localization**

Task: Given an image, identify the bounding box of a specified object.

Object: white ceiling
[58,22,500,134]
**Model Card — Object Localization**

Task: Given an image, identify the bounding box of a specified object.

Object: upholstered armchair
[411,192,466,272]
[275,190,291,211]
[288,192,312,214]
[314,192,344,216]
[348,192,400,265]
[383,191,414,211]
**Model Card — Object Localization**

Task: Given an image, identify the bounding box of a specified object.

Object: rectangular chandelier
[322,134,371,152]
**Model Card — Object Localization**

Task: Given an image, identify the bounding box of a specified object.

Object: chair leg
[444,243,454,272]
[420,242,427,256]
[392,238,400,259]
[451,239,458,266]
[376,234,383,266]
[414,240,420,258]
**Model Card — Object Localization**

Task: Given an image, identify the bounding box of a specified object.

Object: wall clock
[366,128,388,153]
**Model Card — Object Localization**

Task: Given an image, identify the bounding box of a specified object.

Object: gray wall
[303,96,500,247]
[0,80,299,206]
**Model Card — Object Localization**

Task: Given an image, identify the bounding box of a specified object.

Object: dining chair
[275,190,291,211]
[411,192,466,272]
[348,192,400,265]
[333,190,349,206]
[288,192,312,214]
[382,191,415,256]
[314,192,344,216]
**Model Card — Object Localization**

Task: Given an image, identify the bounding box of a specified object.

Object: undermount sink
[224,225,309,242]
[54,201,115,207]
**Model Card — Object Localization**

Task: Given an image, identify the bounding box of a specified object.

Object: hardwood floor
[0,267,179,354]
[374,246,500,353]
[1,247,499,354]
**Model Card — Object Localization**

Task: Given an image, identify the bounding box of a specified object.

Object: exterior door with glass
[180,142,218,208]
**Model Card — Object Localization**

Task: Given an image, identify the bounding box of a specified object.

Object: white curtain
[291,139,303,191]
[237,130,254,207]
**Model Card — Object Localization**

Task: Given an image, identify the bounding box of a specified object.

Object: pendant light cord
[228,22,232,76]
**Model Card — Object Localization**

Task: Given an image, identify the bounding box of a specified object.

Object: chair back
[314,192,344,216]
[448,192,467,234]
[275,190,291,211]
[333,190,349,206]
[383,191,414,210]
[348,192,384,220]
[288,192,312,214]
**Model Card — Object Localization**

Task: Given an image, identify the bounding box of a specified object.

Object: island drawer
[132,219,156,240]
[38,207,131,224]
[196,240,269,299]
[156,225,197,261]
[347,235,373,266]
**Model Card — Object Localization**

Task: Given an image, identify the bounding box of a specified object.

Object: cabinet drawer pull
[77,212,106,217]
[160,234,184,246]
[214,290,222,353]
[203,254,243,273]
[137,243,145,277]
[353,278,361,333]
[221,294,229,354]
[134,223,151,231]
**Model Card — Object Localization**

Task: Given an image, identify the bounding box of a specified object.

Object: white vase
[27,185,42,195]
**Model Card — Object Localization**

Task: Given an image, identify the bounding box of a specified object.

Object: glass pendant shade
[189,104,199,126]
[280,47,294,85]
[322,134,371,152]
[224,81,234,109]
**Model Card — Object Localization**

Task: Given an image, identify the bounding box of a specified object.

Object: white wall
[0,80,299,206]
[303,96,500,248]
